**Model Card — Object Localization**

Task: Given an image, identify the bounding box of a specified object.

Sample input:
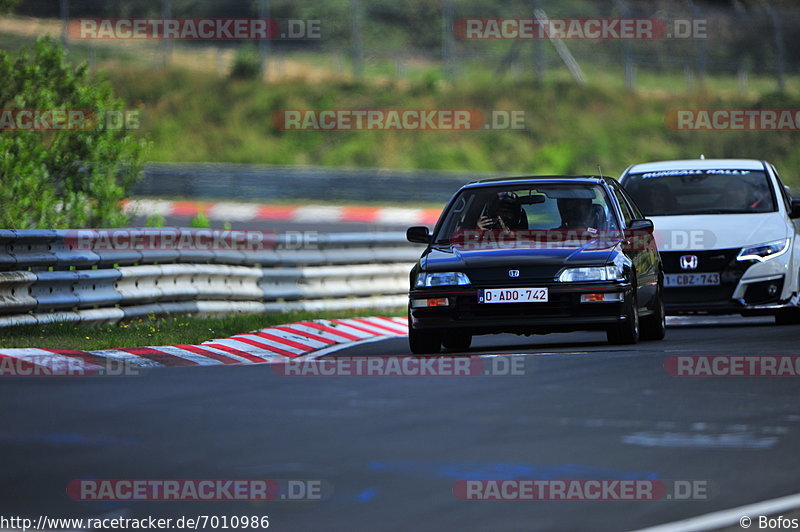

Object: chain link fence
[8,0,799,92]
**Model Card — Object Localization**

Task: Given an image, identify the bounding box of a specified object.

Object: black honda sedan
[406,176,665,354]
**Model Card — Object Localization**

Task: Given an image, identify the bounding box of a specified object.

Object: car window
[611,184,634,227]
[623,169,777,216]
[434,183,621,245]
[770,165,792,213]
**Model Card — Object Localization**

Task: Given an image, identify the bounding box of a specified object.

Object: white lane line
[630,492,800,532]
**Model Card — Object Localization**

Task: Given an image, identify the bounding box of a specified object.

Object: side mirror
[406,226,431,244]
[790,198,800,219]
[628,218,654,232]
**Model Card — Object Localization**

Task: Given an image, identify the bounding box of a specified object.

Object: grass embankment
[106,68,800,185]
[0,309,405,350]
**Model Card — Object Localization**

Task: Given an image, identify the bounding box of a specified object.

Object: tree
[0,36,148,228]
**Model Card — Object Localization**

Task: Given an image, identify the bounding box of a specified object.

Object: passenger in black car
[557,197,595,229]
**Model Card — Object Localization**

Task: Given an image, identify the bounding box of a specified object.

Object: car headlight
[415,272,471,287]
[557,265,625,282]
[737,239,790,262]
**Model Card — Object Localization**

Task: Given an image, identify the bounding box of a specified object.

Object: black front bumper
[409,283,632,335]
[660,249,787,315]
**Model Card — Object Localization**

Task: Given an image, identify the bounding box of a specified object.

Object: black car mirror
[790,198,800,219]
[407,226,431,244]
[628,218,654,232]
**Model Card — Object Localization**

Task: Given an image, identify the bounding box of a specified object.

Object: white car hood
[648,213,789,252]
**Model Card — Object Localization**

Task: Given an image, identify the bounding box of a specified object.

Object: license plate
[478,288,549,304]
[665,273,721,287]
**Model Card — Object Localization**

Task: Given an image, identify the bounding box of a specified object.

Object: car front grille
[660,248,751,307]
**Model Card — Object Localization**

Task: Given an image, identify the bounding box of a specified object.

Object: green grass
[107,67,800,187]
[0,308,405,350]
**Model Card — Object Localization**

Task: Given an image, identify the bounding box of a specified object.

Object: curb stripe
[154,345,226,366]
[365,316,409,333]
[193,344,266,364]
[350,317,404,334]
[296,321,362,341]
[251,331,317,351]
[273,325,336,345]
[42,348,117,369]
[119,347,197,367]
[124,199,441,226]
[233,334,309,355]
[204,343,274,361]
[0,315,408,373]
[174,344,242,365]
[227,336,302,358]
[331,318,396,336]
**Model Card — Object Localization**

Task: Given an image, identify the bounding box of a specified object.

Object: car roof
[465,175,610,188]
[625,158,765,174]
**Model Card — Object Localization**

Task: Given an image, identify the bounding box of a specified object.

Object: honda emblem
[508,269,520,278]
[680,255,699,270]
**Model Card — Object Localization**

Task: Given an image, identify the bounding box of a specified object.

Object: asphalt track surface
[1,316,800,531]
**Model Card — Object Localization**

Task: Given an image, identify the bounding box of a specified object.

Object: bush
[229,46,262,81]
[0,36,148,229]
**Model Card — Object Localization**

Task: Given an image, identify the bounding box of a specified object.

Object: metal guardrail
[132,163,479,203]
[0,229,422,327]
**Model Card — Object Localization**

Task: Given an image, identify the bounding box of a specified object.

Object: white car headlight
[737,239,790,262]
[415,272,471,288]
[557,265,625,283]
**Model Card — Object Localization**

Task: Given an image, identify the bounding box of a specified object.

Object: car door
[610,181,660,309]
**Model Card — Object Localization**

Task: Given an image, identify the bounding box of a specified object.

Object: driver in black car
[477,191,528,232]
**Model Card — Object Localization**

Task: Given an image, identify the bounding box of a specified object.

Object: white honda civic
[620,158,800,324]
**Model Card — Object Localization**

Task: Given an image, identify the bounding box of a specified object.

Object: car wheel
[442,331,472,351]
[408,313,442,355]
[775,307,800,325]
[640,282,666,341]
[607,289,640,345]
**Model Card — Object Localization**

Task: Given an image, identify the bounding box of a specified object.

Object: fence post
[161,0,173,68]
[59,0,69,50]
[442,0,454,81]
[531,0,545,82]
[615,0,634,90]
[350,0,364,80]
[687,1,706,82]
[766,6,786,92]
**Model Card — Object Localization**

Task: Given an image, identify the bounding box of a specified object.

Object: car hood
[422,239,618,272]
[650,213,789,252]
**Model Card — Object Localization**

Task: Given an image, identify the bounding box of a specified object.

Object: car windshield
[433,183,621,246]
[624,169,776,216]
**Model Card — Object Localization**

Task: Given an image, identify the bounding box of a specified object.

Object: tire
[640,282,666,341]
[408,324,442,354]
[607,289,640,345]
[442,331,472,351]
[775,307,800,325]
